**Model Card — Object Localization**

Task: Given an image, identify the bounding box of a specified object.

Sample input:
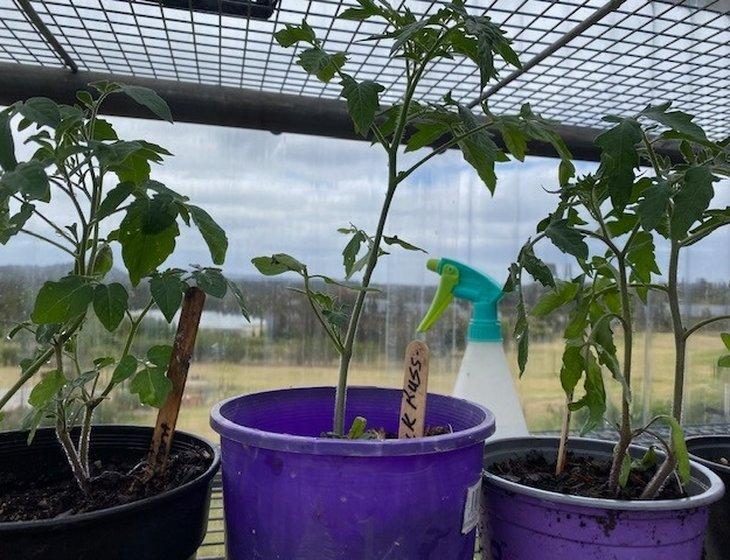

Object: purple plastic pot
[210,386,495,560]
[480,437,725,560]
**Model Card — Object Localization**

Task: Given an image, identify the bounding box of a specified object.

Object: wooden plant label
[398,340,430,439]
[147,287,206,475]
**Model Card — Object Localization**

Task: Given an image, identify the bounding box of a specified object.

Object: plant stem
[19,229,76,257]
[640,454,677,499]
[668,240,686,421]
[555,394,572,476]
[684,314,730,340]
[333,182,397,435]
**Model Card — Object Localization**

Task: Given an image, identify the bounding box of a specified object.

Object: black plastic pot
[0,425,220,560]
[686,435,730,560]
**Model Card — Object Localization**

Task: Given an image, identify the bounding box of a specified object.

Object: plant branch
[303,272,344,353]
[684,314,730,340]
[19,229,76,257]
[668,240,686,421]
[11,193,75,243]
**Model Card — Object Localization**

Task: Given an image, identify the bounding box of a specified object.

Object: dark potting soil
[711,455,729,467]
[0,447,211,522]
[490,451,686,500]
[321,425,452,440]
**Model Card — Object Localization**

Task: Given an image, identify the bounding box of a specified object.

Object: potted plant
[481,104,727,559]
[0,83,247,559]
[210,1,574,558]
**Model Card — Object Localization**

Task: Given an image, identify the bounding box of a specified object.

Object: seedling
[0,84,248,494]
[507,103,729,497]
[253,0,573,435]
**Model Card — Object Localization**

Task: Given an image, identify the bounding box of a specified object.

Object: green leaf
[150,272,185,322]
[0,201,33,245]
[347,416,368,439]
[97,182,134,220]
[626,231,660,284]
[666,416,691,485]
[342,230,366,278]
[92,242,114,276]
[119,85,173,123]
[383,235,426,253]
[405,122,450,152]
[189,205,228,265]
[92,118,118,141]
[252,253,304,276]
[195,268,228,298]
[637,182,672,232]
[226,279,251,321]
[640,103,706,142]
[0,110,17,171]
[718,355,730,368]
[31,276,93,324]
[130,367,171,408]
[339,75,385,136]
[112,354,138,384]
[521,244,555,287]
[93,283,129,331]
[722,333,730,351]
[299,48,347,83]
[499,123,527,161]
[560,344,584,395]
[1,161,50,201]
[17,97,61,128]
[670,166,716,239]
[456,105,502,192]
[569,352,606,435]
[275,22,316,47]
[531,281,579,317]
[595,119,642,210]
[28,370,65,408]
[545,219,588,260]
[147,344,173,369]
[118,198,179,285]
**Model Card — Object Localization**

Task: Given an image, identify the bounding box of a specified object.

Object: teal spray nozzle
[417,258,503,342]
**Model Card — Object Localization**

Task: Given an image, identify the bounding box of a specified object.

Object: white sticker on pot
[462,479,482,534]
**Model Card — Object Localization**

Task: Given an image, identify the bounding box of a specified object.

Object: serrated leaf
[299,48,347,83]
[569,352,606,435]
[0,201,33,245]
[637,182,671,232]
[531,281,579,317]
[545,219,588,260]
[97,182,134,220]
[93,282,128,331]
[666,416,690,485]
[150,272,185,322]
[641,103,706,142]
[195,268,227,298]
[119,85,172,123]
[1,161,50,201]
[405,122,449,152]
[28,369,65,408]
[343,230,366,277]
[626,231,660,284]
[670,166,716,240]
[521,245,555,287]
[129,367,171,408]
[275,22,316,47]
[340,75,385,136]
[31,276,93,324]
[147,344,172,369]
[560,344,584,395]
[118,199,179,285]
[595,119,642,210]
[0,110,17,171]
[189,205,228,265]
[252,253,304,276]
[226,279,251,321]
[456,105,501,192]
[383,235,426,253]
[18,97,61,128]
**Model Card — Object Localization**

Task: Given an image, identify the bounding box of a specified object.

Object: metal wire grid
[0,0,727,137]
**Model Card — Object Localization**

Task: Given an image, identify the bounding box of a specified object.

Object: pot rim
[686,434,730,475]
[483,436,725,512]
[210,385,495,456]
[0,425,220,531]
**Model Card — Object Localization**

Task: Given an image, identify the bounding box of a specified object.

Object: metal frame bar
[0,62,685,163]
[15,0,77,72]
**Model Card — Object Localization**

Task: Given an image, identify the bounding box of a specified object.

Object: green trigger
[417,263,459,332]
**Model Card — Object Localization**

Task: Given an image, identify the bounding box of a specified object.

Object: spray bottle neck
[469,301,501,342]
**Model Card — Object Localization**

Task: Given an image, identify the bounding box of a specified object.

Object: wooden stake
[398,340,430,439]
[147,287,206,475]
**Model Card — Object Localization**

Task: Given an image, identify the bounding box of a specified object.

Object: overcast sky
[2,114,729,286]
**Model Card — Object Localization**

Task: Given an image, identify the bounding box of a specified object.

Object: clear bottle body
[453,341,528,439]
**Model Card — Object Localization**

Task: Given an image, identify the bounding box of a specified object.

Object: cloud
[1,115,729,286]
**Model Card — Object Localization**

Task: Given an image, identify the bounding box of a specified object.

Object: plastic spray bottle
[417,258,528,439]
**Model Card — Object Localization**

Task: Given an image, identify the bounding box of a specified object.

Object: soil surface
[322,425,452,440]
[489,451,686,500]
[0,447,211,522]
[711,455,729,467]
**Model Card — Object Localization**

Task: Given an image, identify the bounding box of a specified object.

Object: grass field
[3,332,726,440]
